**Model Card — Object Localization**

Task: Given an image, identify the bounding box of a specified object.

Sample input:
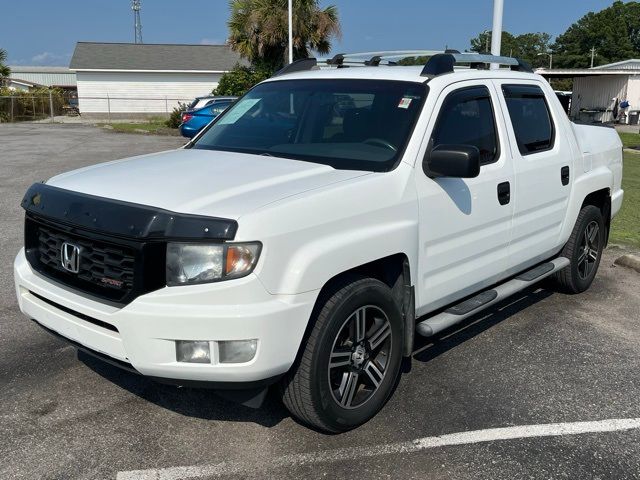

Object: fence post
[49,90,54,122]
[32,97,36,119]
[10,96,14,122]
[165,96,168,116]
[107,94,111,123]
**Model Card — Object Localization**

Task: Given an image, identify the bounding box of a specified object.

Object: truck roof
[266,65,543,84]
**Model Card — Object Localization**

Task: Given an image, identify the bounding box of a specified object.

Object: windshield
[191,79,427,171]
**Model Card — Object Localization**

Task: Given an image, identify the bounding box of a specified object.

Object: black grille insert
[38,226,136,295]
[25,214,166,305]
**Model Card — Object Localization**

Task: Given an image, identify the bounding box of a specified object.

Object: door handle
[561,166,570,186]
[497,181,511,205]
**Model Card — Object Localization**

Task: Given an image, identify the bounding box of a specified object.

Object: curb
[614,254,640,273]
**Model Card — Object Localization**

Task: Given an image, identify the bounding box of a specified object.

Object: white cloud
[30,51,71,65]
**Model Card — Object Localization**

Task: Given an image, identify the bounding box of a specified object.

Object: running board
[416,257,570,337]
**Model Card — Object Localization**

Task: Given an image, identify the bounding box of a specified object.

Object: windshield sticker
[217,98,261,125]
[398,98,413,109]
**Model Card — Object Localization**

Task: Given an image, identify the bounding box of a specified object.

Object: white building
[539,59,640,124]
[69,42,244,118]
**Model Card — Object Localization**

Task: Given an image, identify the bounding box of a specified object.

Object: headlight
[166,242,261,286]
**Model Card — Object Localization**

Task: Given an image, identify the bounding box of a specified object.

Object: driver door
[415,80,515,315]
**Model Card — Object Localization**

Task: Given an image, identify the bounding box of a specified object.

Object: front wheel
[280,277,404,433]
[552,205,605,293]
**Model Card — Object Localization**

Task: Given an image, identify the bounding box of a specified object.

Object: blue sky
[0,0,629,66]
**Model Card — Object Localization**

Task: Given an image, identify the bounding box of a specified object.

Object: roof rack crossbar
[420,53,533,77]
[273,58,318,77]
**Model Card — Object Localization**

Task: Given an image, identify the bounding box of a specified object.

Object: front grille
[38,226,136,297]
[25,214,166,304]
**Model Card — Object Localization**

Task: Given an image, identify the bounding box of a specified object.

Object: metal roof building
[69,42,244,118]
[8,66,77,88]
[538,60,640,124]
[592,59,640,70]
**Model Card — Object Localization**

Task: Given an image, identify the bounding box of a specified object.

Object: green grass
[618,131,640,149]
[610,152,640,248]
[97,118,178,136]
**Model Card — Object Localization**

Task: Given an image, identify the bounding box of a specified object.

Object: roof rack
[270,51,533,78]
[420,53,532,77]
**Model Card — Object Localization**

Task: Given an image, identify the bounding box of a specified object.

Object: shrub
[165,101,188,128]
[212,63,273,97]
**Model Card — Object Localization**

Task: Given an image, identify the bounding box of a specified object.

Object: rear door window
[431,86,499,165]
[502,84,555,155]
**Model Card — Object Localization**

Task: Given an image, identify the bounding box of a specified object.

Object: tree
[227,0,341,70]
[552,1,640,68]
[0,48,11,83]
[469,31,552,68]
[396,56,430,66]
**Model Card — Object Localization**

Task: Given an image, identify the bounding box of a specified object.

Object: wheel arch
[560,167,613,246]
[293,253,415,369]
[581,187,612,246]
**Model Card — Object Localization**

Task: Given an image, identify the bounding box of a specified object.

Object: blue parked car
[180,97,236,138]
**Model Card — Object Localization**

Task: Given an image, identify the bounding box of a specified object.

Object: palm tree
[227,0,341,70]
[0,49,11,86]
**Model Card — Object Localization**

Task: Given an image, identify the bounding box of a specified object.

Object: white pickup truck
[14,53,624,432]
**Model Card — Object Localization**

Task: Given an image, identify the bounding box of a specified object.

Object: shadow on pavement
[78,351,289,428]
[412,286,555,364]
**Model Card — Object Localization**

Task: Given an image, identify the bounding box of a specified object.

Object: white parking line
[116,418,640,480]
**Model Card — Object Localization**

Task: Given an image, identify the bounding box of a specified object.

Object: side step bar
[416,257,570,337]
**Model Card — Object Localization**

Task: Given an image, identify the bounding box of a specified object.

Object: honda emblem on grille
[60,242,81,273]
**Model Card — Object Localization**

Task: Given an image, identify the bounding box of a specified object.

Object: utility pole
[132,0,143,44]
[481,30,490,53]
[590,47,596,68]
[288,0,293,64]
[490,0,504,69]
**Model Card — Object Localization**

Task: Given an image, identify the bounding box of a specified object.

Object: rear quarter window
[502,84,555,155]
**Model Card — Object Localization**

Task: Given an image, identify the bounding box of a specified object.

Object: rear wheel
[280,277,403,433]
[552,205,605,293]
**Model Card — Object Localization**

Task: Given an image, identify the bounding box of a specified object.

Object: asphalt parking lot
[2,123,640,480]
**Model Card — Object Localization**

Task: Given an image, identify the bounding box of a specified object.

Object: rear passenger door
[416,81,515,314]
[494,81,572,273]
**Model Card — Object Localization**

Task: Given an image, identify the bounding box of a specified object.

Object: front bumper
[14,248,317,384]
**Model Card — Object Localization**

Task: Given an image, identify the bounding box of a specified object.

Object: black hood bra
[22,183,238,241]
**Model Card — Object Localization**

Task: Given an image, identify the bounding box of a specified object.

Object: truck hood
[47,149,370,219]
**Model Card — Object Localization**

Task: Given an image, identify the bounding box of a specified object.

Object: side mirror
[423,144,481,178]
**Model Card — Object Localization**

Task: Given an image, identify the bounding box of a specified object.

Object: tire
[280,276,404,433]
[552,205,605,294]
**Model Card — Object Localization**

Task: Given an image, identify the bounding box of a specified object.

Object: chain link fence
[0,91,68,123]
[0,92,195,123]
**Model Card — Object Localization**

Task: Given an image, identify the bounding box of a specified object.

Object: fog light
[218,339,257,364]
[176,340,211,363]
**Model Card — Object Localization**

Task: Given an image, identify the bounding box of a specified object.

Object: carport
[538,64,640,124]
